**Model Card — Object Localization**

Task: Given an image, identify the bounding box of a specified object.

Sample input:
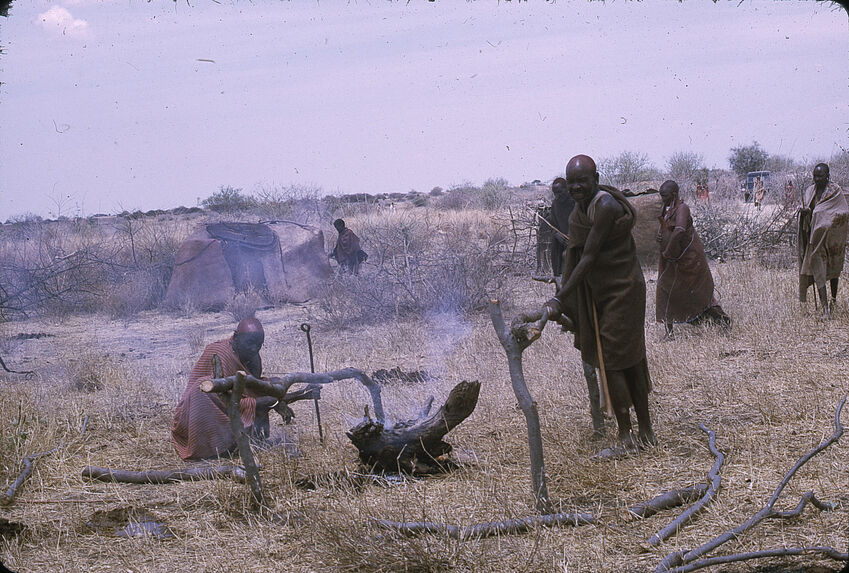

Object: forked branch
[656,396,846,573]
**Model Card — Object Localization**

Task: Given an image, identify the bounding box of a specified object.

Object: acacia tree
[728,142,770,177]
[667,151,706,184]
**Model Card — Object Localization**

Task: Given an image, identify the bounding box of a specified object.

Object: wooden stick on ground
[655,396,846,573]
[81,465,247,484]
[1,415,89,505]
[489,299,552,514]
[372,512,595,540]
[625,484,708,521]
[645,424,723,547]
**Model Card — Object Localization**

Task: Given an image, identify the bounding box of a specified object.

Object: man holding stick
[171,317,286,461]
[543,155,656,454]
[797,162,848,318]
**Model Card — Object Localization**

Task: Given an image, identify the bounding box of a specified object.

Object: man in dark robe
[544,155,656,453]
[656,180,730,335]
[171,317,282,461]
[330,218,366,275]
[547,177,606,433]
[798,163,849,317]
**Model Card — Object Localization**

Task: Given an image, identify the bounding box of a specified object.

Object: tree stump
[346,380,480,474]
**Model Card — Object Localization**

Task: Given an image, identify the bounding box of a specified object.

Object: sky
[0,0,847,220]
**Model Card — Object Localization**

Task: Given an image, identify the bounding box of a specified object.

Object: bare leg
[817,284,831,317]
[605,369,637,451]
[582,361,604,434]
[626,360,656,447]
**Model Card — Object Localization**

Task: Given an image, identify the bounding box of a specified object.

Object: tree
[201,186,255,214]
[728,142,769,177]
[598,151,657,188]
[666,151,705,183]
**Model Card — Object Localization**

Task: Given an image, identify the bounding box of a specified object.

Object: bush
[666,151,705,184]
[314,211,515,327]
[598,151,658,188]
[201,186,256,214]
[728,141,769,177]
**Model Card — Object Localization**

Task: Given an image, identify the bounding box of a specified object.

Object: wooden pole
[227,371,264,508]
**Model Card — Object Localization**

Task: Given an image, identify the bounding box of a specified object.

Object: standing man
[172,317,283,460]
[543,155,656,453]
[798,163,849,317]
[656,180,730,335]
[330,218,366,275]
[548,177,606,434]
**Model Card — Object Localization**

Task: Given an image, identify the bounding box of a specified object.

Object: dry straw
[1,194,847,572]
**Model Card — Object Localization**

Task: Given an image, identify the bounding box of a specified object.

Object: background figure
[656,180,730,335]
[798,163,848,317]
[753,176,766,209]
[544,155,655,453]
[330,218,367,275]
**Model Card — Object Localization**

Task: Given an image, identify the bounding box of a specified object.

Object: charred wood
[346,380,479,474]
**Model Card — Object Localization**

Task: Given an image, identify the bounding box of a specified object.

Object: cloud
[36,6,91,40]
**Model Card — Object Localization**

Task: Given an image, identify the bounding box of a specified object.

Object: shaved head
[235,317,263,335]
[565,154,597,176]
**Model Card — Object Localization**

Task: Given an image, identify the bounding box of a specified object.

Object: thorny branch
[656,396,847,573]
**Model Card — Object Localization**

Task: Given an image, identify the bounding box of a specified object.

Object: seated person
[171,317,281,461]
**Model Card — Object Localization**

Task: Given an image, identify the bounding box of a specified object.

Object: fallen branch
[1,415,89,505]
[626,484,708,521]
[646,424,723,547]
[489,299,552,514]
[81,465,247,484]
[372,512,595,540]
[656,396,846,573]
[661,547,848,573]
[0,355,34,376]
[201,367,384,421]
[346,380,479,474]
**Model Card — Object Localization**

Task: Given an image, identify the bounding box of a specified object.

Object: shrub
[201,186,256,214]
[728,141,769,177]
[598,151,658,188]
[666,151,705,184]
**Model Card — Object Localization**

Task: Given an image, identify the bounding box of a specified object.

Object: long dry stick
[81,465,247,484]
[1,415,89,505]
[626,484,709,521]
[227,371,264,509]
[489,299,552,514]
[372,512,595,540]
[646,424,724,547]
[201,367,385,421]
[656,396,846,573]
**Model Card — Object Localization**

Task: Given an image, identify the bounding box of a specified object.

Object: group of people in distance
[540,155,844,455]
[170,156,846,462]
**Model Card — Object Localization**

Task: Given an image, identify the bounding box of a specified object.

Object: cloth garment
[332,228,364,272]
[172,339,258,460]
[798,182,849,294]
[549,191,576,276]
[562,186,649,374]
[656,198,716,324]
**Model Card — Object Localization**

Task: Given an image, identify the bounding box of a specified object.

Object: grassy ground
[1,232,848,572]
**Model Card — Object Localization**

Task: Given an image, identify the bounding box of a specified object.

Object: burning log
[346,380,480,474]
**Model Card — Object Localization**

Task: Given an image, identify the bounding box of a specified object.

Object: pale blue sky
[0,1,847,219]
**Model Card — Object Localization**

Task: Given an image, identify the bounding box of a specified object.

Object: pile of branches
[692,200,797,262]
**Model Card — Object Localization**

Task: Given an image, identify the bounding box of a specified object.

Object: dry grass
[1,204,849,573]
